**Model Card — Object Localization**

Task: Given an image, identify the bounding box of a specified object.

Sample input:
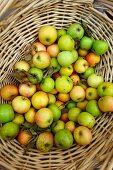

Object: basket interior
[0,2,113,170]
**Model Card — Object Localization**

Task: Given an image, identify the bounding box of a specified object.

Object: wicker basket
[0,0,113,170]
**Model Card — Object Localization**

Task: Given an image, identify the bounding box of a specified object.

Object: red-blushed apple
[38,25,57,45]
[17,130,32,146]
[55,100,65,109]
[60,112,69,123]
[14,61,30,72]
[74,126,92,145]
[12,96,31,114]
[47,43,60,57]
[19,83,36,98]
[65,121,76,133]
[77,100,88,111]
[70,73,80,85]
[36,132,54,152]
[74,59,89,73]
[40,77,55,93]
[57,93,70,102]
[31,91,48,109]
[97,82,113,97]
[86,100,101,117]
[51,120,65,134]
[0,84,18,101]
[86,87,99,100]
[59,65,73,76]
[48,93,56,104]
[98,96,113,112]
[35,108,53,128]
[70,86,85,102]
[87,73,104,88]
[85,52,100,67]
[13,114,24,125]
[31,41,46,55]
[48,103,61,121]
[78,48,88,57]
[33,51,51,69]
[25,107,36,123]
[68,107,81,122]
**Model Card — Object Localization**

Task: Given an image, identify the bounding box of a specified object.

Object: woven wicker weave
[0,0,113,170]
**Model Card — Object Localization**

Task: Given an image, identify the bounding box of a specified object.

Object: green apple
[97,82,113,97]
[71,49,78,62]
[86,87,98,100]
[80,36,93,50]
[86,100,101,117]
[48,58,61,73]
[51,120,65,134]
[55,129,73,149]
[13,114,24,125]
[92,40,108,55]
[77,112,96,128]
[48,104,61,121]
[66,100,77,109]
[60,65,73,76]
[67,23,84,39]
[74,59,89,73]
[57,29,66,39]
[0,104,14,123]
[55,76,73,93]
[40,77,55,92]
[38,25,57,45]
[87,73,104,88]
[98,96,113,112]
[68,107,81,122]
[58,35,75,51]
[57,51,74,67]
[81,67,94,79]
[28,67,43,84]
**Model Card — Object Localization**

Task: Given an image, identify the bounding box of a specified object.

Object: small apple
[0,104,14,123]
[66,100,77,109]
[77,112,96,128]
[86,100,101,117]
[78,48,88,57]
[14,61,30,72]
[97,82,113,97]
[47,43,60,57]
[81,67,94,79]
[74,126,92,145]
[48,58,61,72]
[70,73,80,85]
[12,96,31,114]
[92,40,108,55]
[74,59,89,73]
[31,41,46,55]
[85,52,100,67]
[68,107,81,122]
[58,34,75,51]
[60,65,73,76]
[48,93,56,104]
[0,84,18,101]
[77,100,88,111]
[55,100,65,109]
[40,77,55,93]
[19,83,36,97]
[33,51,51,69]
[31,91,48,109]
[67,23,84,40]
[70,86,85,102]
[35,108,53,128]
[13,114,24,125]
[48,104,61,121]
[57,29,66,39]
[86,87,98,100]
[38,25,57,45]
[36,132,54,152]
[55,76,73,93]
[80,36,93,50]
[25,107,36,123]
[57,93,70,102]
[51,120,65,134]
[17,130,32,146]
[87,73,104,88]
[60,113,69,123]
[65,121,76,133]
[98,96,113,112]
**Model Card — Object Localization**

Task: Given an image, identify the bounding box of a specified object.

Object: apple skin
[25,107,36,123]
[55,76,73,93]
[70,73,80,86]
[47,43,60,57]
[66,100,77,109]
[50,88,58,95]
[71,49,78,62]
[87,74,104,88]
[85,52,100,67]
[51,120,65,134]
[48,93,56,104]
[48,104,61,121]
[81,67,94,79]
[74,126,92,145]
[38,25,57,45]
[40,77,55,93]
[92,40,108,55]
[55,100,65,110]
[57,51,74,67]
[60,113,69,123]
[33,51,51,69]
[74,59,89,73]
[98,96,113,112]
[80,36,94,50]
[35,108,53,128]
[36,132,54,152]
[57,93,70,102]
[65,121,76,133]
[67,23,84,40]
[19,84,36,98]
[57,29,66,39]
[48,58,61,73]
[12,96,31,114]
[17,130,32,146]
[70,86,85,102]
[60,65,73,76]
[86,100,101,117]
[78,48,88,57]
[28,67,43,84]
[13,114,24,125]
[58,34,75,51]
[77,100,88,111]
[68,107,81,122]
[31,41,46,55]
[77,112,96,128]
[31,91,48,109]
[14,61,30,72]
[97,82,113,97]
[0,84,18,101]
[86,87,98,100]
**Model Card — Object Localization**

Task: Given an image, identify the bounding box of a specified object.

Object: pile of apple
[0,23,113,152]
